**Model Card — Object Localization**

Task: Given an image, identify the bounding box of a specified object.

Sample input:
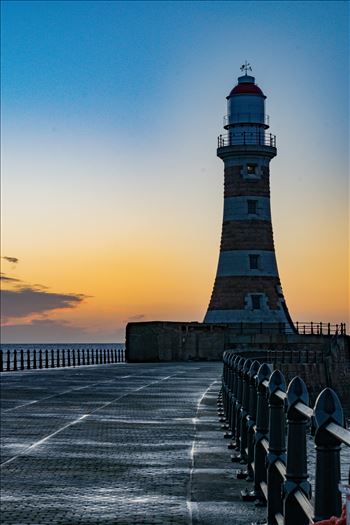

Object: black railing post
[239,358,252,463]
[103,348,106,364]
[222,351,229,417]
[72,349,76,367]
[13,350,17,371]
[77,349,81,366]
[232,357,245,458]
[6,350,11,371]
[246,360,260,483]
[56,349,60,368]
[82,349,85,366]
[87,348,90,365]
[226,353,236,434]
[33,349,37,369]
[91,348,95,365]
[228,355,240,445]
[51,349,55,368]
[220,351,228,418]
[314,388,343,521]
[254,362,271,503]
[21,349,24,370]
[267,369,286,524]
[67,349,71,367]
[45,349,49,368]
[39,349,43,369]
[62,349,65,367]
[0,349,3,372]
[27,349,31,369]
[223,353,234,436]
[284,377,311,525]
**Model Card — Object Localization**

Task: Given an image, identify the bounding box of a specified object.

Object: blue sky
[1,0,349,342]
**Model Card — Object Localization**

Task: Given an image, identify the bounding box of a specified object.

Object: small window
[247,199,258,214]
[249,254,259,269]
[247,163,257,175]
[251,295,261,310]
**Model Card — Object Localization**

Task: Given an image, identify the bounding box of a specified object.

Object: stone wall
[125,321,349,414]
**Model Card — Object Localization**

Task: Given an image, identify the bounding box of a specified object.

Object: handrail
[295,490,315,523]
[217,131,276,148]
[295,321,346,336]
[220,350,349,525]
[275,460,286,480]
[295,401,314,419]
[275,389,287,401]
[326,422,350,446]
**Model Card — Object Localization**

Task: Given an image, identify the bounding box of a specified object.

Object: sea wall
[125,321,349,412]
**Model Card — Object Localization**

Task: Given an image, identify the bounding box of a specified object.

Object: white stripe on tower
[216,250,278,277]
[223,196,271,222]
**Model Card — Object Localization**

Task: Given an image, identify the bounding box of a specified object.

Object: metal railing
[223,113,270,127]
[296,322,346,336]
[219,351,350,525]
[0,346,126,372]
[218,131,276,148]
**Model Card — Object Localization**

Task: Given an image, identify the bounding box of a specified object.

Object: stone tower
[204,66,294,331]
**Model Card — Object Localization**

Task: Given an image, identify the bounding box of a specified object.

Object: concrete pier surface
[1,363,264,525]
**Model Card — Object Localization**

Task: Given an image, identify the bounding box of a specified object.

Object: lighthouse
[204,63,294,331]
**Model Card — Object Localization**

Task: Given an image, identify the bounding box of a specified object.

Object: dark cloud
[1,319,124,344]
[0,273,22,283]
[126,314,145,321]
[2,256,19,264]
[1,287,88,321]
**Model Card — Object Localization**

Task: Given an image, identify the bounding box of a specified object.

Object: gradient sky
[1,0,349,342]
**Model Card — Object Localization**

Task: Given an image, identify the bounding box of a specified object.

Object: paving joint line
[0,371,180,469]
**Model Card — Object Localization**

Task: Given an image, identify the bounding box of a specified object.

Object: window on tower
[247,199,258,214]
[251,295,261,310]
[249,254,260,269]
[247,163,257,175]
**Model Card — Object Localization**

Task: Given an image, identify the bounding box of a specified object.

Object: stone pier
[0,363,265,525]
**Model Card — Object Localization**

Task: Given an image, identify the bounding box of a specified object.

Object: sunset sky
[1,0,348,342]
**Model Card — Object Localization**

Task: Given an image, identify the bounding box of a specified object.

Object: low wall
[125,321,350,413]
[125,321,335,361]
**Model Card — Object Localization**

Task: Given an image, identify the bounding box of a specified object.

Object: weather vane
[240,60,252,75]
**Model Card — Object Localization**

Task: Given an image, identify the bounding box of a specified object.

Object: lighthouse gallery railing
[218,131,276,148]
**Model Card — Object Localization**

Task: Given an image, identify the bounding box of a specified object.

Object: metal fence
[220,351,350,525]
[0,346,126,372]
[295,322,346,336]
[217,131,276,148]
